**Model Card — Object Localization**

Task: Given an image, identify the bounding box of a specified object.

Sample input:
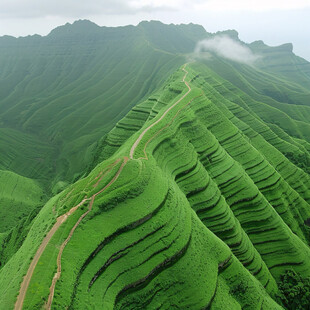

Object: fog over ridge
[194,35,260,64]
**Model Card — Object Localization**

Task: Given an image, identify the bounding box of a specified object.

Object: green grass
[0,21,188,188]
[0,170,45,232]
[23,205,88,310]
[0,195,58,309]
[13,63,305,309]
[1,21,310,309]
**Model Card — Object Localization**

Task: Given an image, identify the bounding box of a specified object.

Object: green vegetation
[278,270,310,309]
[0,195,58,309]
[0,170,45,232]
[0,206,41,269]
[0,20,309,309]
[0,20,193,189]
[23,204,88,309]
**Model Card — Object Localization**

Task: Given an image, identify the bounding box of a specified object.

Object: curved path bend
[15,63,192,310]
[14,199,89,310]
[45,157,128,309]
[129,64,191,159]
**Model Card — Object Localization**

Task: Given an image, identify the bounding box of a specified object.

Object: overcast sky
[0,0,309,60]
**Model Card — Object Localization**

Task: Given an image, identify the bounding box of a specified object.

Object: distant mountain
[0,20,309,310]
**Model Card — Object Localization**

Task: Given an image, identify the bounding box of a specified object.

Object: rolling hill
[0,20,309,309]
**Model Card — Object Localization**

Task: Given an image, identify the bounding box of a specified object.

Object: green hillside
[0,21,309,309]
[0,170,44,232]
[0,20,201,187]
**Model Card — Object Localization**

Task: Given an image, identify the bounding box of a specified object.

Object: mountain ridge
[0,20,299,55]
[0,20,309,309]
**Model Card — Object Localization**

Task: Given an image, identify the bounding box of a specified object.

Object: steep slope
[0,21,208,246]
[0,20,205,187]
[250,40,310,89]
[1,60,309,309]
[1,21,310,310]
[0,170,44,233]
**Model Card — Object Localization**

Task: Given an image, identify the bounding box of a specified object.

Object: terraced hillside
[0,21,310,310]
[0,59,308,309]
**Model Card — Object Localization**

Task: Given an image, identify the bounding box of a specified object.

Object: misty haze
[195,35,260,64]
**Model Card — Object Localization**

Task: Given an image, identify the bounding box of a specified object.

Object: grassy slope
[0,21,201,249]
[0,170,45,273]
[0,194,58,309]
[0,170,45,233]
[1,22,310,309]
[0,20,196,187]
[2,61,310,309]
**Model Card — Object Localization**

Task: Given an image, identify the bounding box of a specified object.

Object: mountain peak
[48,19,101,37]
[277,42,293,52]
[250,40,294,55]
[215,29,239,40]
[138,20,164,26]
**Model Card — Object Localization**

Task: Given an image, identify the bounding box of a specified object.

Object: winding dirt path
[15,63,192,310]
[14,158,126,310]
[46,157,128,309]
[14,199,89,310]
[129,64,191,159]
[45,196,95,310]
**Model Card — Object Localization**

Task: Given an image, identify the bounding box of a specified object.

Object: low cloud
[194,35,260,64]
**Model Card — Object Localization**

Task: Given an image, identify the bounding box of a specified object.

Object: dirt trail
[93,158,121,188]
[14,199,89,310]
[129,64,191,159]
[45,157,128,309]
[45,197,95,309]
[15,63,191,310]
[141,93,201,160]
